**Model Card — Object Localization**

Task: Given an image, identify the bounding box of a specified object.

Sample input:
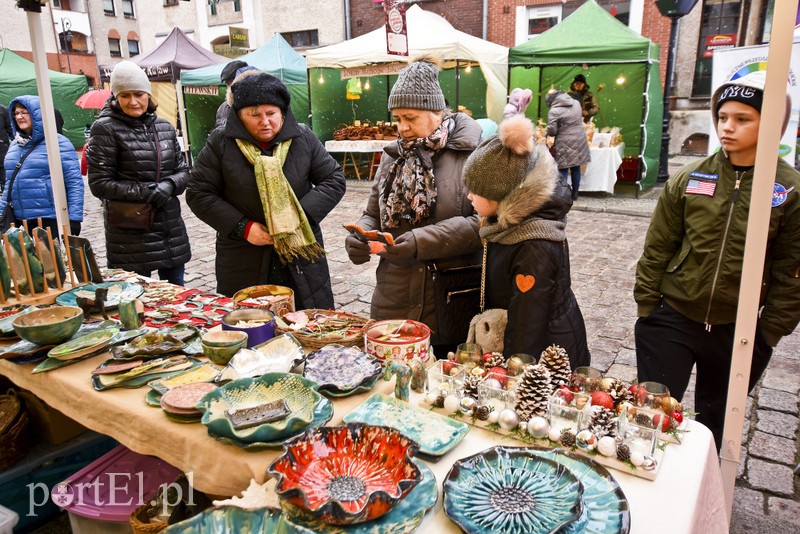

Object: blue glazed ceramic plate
[281,458,437,534]
[342,393,469,458]
[302,344,382,396]
[55,281,144,309]
[165,506,311,534]
[443,446,584,534]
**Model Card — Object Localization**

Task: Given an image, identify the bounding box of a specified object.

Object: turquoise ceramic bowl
[201,330,247,365]
[165,506,311,533]
[12,306,84,345]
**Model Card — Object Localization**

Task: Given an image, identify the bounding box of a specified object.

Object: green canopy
[508,0,662,189]
[180,34,309,161]
[0,49,92,148]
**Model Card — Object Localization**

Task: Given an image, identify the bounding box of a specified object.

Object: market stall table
[581,143,625,194]
[0,353,728,533]
[325,139,395,181]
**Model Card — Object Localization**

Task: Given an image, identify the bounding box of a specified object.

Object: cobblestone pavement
[77,158,798,533]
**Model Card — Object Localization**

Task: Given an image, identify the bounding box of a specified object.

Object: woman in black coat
[187,69,345,307]
[86,61,191,284]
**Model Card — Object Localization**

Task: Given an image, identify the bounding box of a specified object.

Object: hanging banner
[384,0,408,56]
[710,43,800,165]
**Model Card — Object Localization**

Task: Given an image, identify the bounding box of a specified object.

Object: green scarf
[236,138,325,264]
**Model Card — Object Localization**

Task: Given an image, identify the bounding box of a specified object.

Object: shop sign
[384,0,408,56]
[340,63,406,79]
[704,34,736,57]
[229,27,249,49]
[184,85,219,96]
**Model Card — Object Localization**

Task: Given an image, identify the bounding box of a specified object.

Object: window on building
[122,0,134,18]
[109,37,122,57]
[52,0,62,7]
[163,0,178,5]
[58,32,72,53]
[104,0,115,15]
[209,0,217,16]
[234,0,241,11]
[128,39,139,57]
[563,0,630,25]
[760,0,776,43]
[281,30,319,48]
[693,0,741,97]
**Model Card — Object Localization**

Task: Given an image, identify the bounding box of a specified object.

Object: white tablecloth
[582,143,625,194]
[0,355,729,534]
[325,139,395,153]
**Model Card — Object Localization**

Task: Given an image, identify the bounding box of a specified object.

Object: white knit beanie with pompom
[463,115,537,201]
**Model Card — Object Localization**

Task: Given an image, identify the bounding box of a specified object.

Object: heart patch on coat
[516,274,535,293]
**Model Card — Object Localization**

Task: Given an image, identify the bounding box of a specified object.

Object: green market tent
[508,0,662,189]
[180,34,309,161]
[0,48,92,148]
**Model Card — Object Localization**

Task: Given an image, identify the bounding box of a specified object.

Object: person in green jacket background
[634,70,800,451]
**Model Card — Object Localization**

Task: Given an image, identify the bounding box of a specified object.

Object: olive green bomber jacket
[634,151,800,347]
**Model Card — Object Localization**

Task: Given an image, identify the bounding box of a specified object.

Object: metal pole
[657,16,679,182]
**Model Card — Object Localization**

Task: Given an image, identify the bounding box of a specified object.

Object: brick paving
[76,159,798,532]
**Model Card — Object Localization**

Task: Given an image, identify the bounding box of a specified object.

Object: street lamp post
[61,17,72,74]
[655,0,699,182]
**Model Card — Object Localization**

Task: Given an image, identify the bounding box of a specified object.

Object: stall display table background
[0,354,729,534]
[581,143,625,194]
[325,139,395,181]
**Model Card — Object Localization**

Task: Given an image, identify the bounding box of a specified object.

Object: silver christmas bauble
[459,396,477,414]
[443,394,461,414]
[497,409,520,430]
[642,456,658,471]
[597,436,617,457]
[527,416,550,439]
[487,409,500,424]
[575,429,597,452]
[482,378,502,390]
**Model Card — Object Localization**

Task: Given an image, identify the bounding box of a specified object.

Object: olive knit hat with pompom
[464,115,537,201]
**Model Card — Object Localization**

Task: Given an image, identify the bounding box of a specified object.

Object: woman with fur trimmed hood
[464,115,590,368]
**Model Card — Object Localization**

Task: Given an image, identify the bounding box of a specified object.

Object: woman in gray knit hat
[464,115,590,368]
[344,55,483,355]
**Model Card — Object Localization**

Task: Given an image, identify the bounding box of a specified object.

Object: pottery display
[165,506,308,533]
[0,305,35,337]
[232,285,295,316]
[92,356,200,391]
[221,309,276,348]
[302,345,382,396]
[215,334,305,382]
[363,320,432,364]
[12,306,84,345]
[55,281,145,309]
[201,330,247,365]
[47,328,119,361]
[269,424,422,525]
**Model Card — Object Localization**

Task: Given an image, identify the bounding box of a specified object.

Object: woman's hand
[246,222,274,246]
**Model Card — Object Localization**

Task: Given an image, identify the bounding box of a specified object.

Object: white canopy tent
[306,4,508,122]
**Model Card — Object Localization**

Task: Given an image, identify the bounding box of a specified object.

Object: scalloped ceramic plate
[47,328,119,361]
[443,446,584,534]
[302,345,382,396]
[342,393,469,458]
[55,281,144,308]
[165,506,311,534]
[198,373,327,444]
[281,458,437,534]
[30,323,145,373]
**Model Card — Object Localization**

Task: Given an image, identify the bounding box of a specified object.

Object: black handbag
[428,261,483,346]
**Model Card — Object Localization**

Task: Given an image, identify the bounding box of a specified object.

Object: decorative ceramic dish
[32,226,66,289]
[165,506,310,534]
[0,339,53,361]
[342,393,469,458]
[7,227,44,294]
[281,458,437,534]
[92,356,201,391]
[30,324,144,373]
[443,446,584,534]
[47,328,119,361]
[215,334,305,382]
[110,325,199,359]
[302,345,382,396]
[363,320,432,365]
[148,363,223,395]
[0,305,35,337]
[269,424,421,525]
[55,281,145,308]
[12,306,84,345]
[197,373,328,444]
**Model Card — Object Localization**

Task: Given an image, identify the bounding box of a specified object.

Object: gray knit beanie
[464,115,537,201]
[110,61,151,96]
[388,56,446,111]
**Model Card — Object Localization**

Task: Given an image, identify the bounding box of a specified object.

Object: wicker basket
[0,390,30,471]
[129,504,167,534]
[232,285,295,317]
[275,309,371,350]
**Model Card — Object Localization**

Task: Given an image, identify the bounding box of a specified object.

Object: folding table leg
[348,152,362,180]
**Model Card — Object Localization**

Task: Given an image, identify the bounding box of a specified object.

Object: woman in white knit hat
[344,55,483,355]
[86,60,191,285]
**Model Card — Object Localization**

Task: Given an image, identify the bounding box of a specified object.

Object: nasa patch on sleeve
[772,183,794,207]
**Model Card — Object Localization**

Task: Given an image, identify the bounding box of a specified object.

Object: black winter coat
[86,102,191,273]
[187,109,345,307]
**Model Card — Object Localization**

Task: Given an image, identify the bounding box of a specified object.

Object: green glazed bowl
[12,306,84,345]
[197,373,326,444]
[202,330,247,365]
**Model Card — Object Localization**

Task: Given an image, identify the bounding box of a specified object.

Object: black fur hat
[229,70,291,113]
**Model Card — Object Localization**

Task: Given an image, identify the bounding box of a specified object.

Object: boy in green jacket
[634,70,800,450]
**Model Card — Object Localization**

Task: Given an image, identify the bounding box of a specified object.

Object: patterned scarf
[236,139,325,264]
[382,115,454,228]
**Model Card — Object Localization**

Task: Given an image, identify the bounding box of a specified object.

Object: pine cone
[483,353,506,370]
[559,429,576,448]
[589,406,616,438]
[538,344,571,387]
[603,378,632,405]
[635,413,654,428]
[432,394,445,409]
[616,443,631,462]
[514,364,552,421]
[475,405,493,421]
[462,374,482,400]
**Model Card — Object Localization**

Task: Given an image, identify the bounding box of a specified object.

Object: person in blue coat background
[1,95,83,236]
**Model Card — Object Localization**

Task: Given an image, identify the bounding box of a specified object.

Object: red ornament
[557,386,574,404]
[442,361,456,375]
[653,414,672,432]
[590,391,615,411]
[482,352,494,362]
[670,410,684,425]
[488,367,508,388]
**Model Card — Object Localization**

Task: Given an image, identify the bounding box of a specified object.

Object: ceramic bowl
[221,309,275,348]
[12,306,84,345]
[269,423,422,525]
[201,330,248,365]
[197,373,326,443]
[165,506,310,533]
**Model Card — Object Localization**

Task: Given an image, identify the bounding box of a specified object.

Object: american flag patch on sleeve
[685,179,717,196]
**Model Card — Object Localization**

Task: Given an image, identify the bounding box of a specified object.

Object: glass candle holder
[426,359,465,396]
[506,353,534,377]
[455,343,483,369]
[569,366,603,393]
[633,381,671,413]
[547,390,592,435]
[617,407,660,457]
[478,370,517,412]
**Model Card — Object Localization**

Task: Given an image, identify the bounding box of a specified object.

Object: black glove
[379,231,417,266]
[147,181,174,209]
[69,220,81,236]
[344,234,371,265]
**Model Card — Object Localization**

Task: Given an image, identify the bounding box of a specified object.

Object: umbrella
[75,89,112,109]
